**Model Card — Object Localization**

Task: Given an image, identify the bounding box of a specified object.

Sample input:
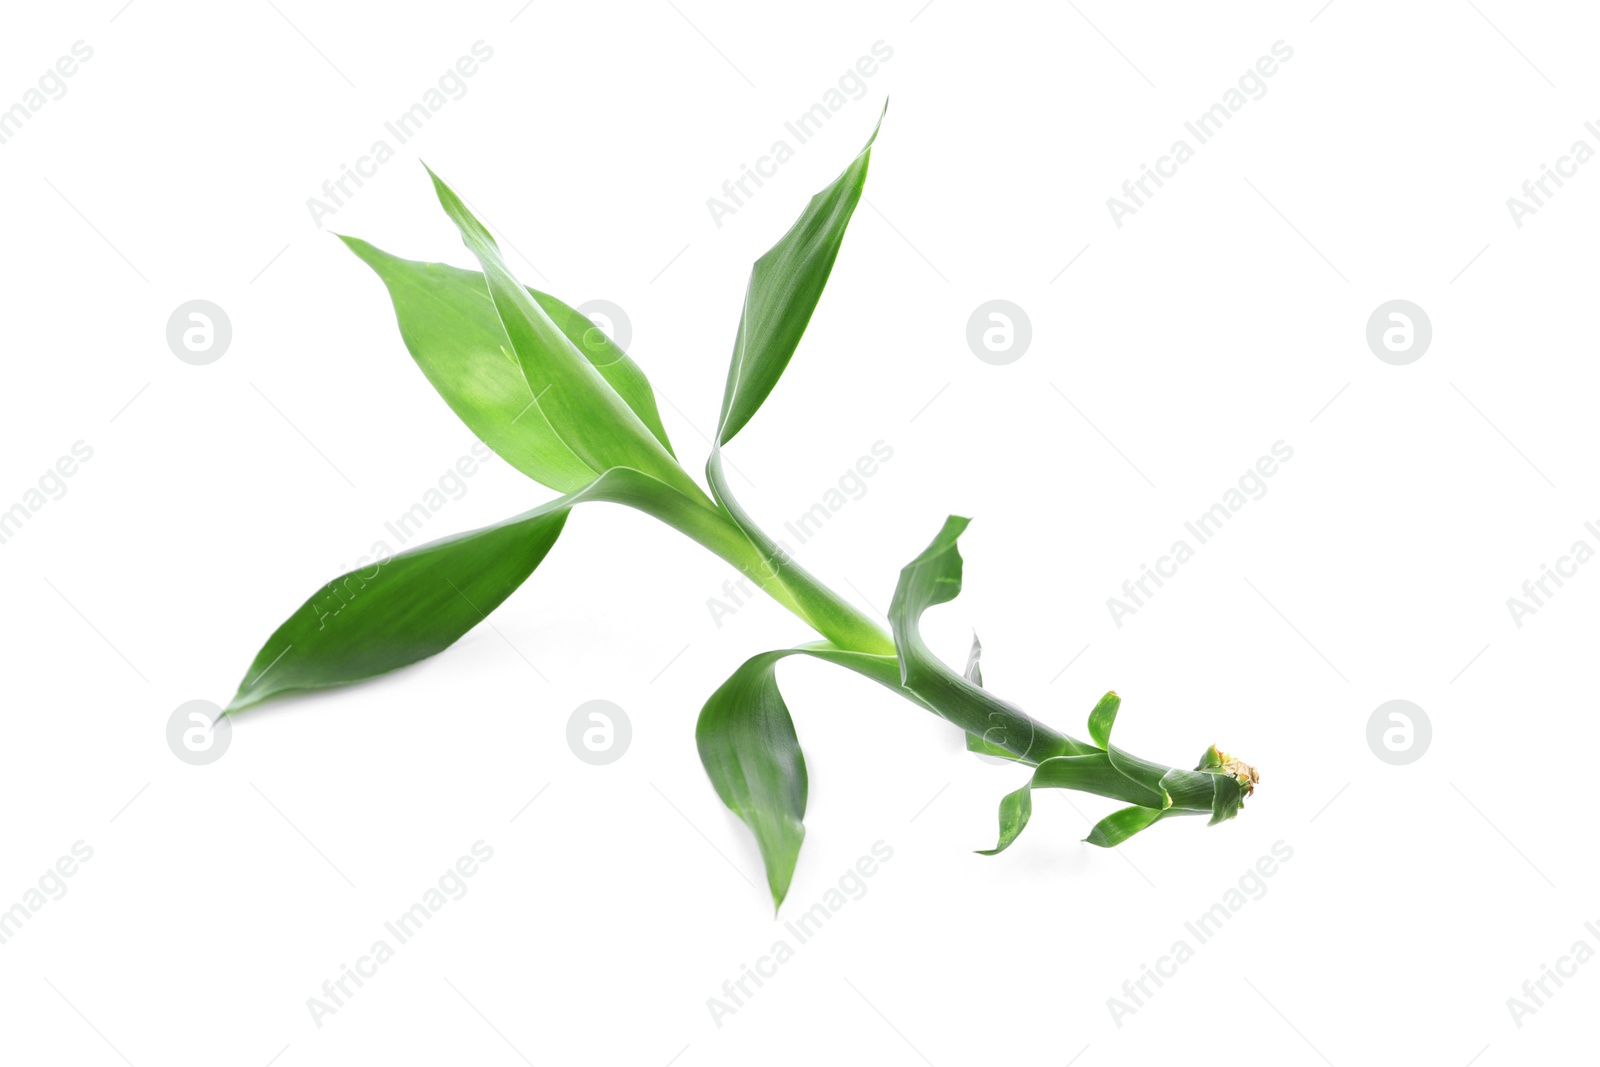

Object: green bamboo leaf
[975,783,1033,855]
[696,650,808,911]
[695,642,911,909]
[978,754,1170,855]
[1209,772,1245,825]
[698,108,896,656]
[717,102,885,447]
[225,468,712,714]
[1085,805,1167,847]
[889,516,1089,762]
[341,238,590,492]
[1087,690,1119,749]
[424,167,704,502]
[341,238,677,493]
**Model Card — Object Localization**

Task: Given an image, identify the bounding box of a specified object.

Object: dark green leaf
[695,642,910,909]
[226,468,710,714]
[1085,805,1167,847]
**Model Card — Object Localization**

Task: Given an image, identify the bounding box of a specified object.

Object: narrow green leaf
[978,754,1169,856]
[226,468,711,714]
[695,108,898,657]
[717,102,885,447]
[1087,690,1119,749]
[424,166,704,501]
[1085,805,1167,847]
[976,784,1033,855]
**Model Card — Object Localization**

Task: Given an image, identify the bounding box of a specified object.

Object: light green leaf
[424,167,704,501]
[699,107,896,656]
[1087,690,1119,749]
[341,238,676,493]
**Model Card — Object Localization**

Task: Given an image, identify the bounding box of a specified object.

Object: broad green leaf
[1087,690,1119,749]
[695,642,912,909]
[889,516,1088,763]
[717,102,885,447]
[696,649,808,911]
[341,238,676,493]
[226,468,716,714]
[1085,805,1167,847]
[424,167,704,502]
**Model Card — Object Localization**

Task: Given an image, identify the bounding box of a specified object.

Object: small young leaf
[1087,690,1119,749]
[888,517,1090,763]
[976,783,1033,855]
[1208,772,1245,825]
[1085,805,1167,847]
[978,754,1169,856]
[963,632,983,686]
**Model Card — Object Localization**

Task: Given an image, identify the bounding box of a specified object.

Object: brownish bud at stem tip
[1215,749,1259,796]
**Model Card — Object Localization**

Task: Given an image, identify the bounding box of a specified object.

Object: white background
[1,1,1595,1063]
